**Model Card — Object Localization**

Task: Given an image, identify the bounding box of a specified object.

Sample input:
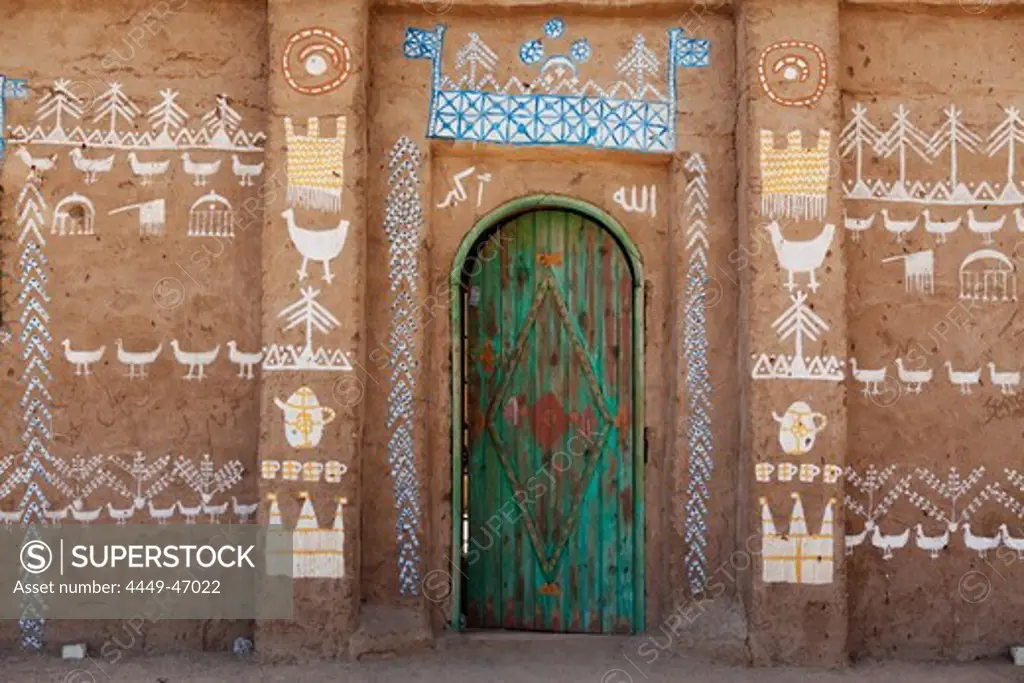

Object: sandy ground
[2,637,1019,683]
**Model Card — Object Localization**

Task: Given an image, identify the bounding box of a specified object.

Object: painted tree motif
[980,468,1024,520]
[36,79,83,142]
[986,106,1024,199]
[928,104,981,192]
[92,82,141,143]
[844,464,913,526]
[201,94,242,147]
[279,286,341,358]
[839,103,882,196]
[50,455,112,509]
[616,34,659,95]
[104,452,174,509]
[0,455,28,501]
[174,453,244,504]
[454,33,497,88]
[908,466,992,528]
[877,105,932,197]
[773,292,828,371]
[147,88,189,147]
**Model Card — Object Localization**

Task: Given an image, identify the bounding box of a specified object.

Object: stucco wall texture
[0,0,1020,668]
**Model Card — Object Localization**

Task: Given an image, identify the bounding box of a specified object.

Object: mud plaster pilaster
[737,0,848,667]
[256,0,369,661]
[360,11,434,615]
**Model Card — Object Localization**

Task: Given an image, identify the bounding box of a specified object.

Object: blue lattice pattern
[670,29,710,68]
[430,91,673,152]
[0,76,29,160]
[402,27,439,60]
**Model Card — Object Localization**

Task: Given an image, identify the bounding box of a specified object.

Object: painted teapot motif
[773,401,827,455]
[275,386,336,449]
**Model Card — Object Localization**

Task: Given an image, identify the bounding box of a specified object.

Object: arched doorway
[450,196,645,633]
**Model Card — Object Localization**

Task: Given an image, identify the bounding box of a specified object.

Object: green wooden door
[462,208,638,633]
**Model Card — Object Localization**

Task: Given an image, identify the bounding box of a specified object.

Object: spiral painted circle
[282,27,352,96]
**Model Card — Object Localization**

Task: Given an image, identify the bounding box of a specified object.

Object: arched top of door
[449,194,645,290]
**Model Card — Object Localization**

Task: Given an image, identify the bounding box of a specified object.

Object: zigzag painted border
[15,168,51,650]
[683,153,713,594]
[384,137,425,596]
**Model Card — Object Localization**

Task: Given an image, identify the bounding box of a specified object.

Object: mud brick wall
[841,4,1024,661]
[0,0,266,654]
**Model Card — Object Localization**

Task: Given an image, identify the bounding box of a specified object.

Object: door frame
[449,194,646,631]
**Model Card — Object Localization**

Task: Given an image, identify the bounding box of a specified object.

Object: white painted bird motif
[107,502,136,525]
[127,152,171,185]
[232,496,259,524]
[922,209,960,244]
[181,153,222,186]
[880,209,917,243]
[282,208,349,284]
[843,212,874,242]
[963,523,1000,558]
[871,525,910,560]
[227,341,262,380]
[895,358,932,394]
[914,523,949,559]
[44,505,70,524]
[764,221,835,293]
[16,146,57,172]
[148,500,177,524]
[170,340,220,381]
[232,154,264,187]
[203,501,229,523]
[849,358,886,396]
[988,363,1021,395]
[0,509,24,524]
[70,505,102,524]
[845,519,874,555]
[62,339,105,376]
[69,148,115,183]
[116,339,162,380]
[177,501,202,524]
[967,209,1005,245]
[944,362,981,395]
[999,524,1024,559]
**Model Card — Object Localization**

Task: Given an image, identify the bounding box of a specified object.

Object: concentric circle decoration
[757,40,827,108]
[282,27,352,96]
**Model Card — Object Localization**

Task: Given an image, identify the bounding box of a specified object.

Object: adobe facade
[0,0,1022,667]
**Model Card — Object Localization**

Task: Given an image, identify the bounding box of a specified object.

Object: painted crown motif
[759,129,831,202]
[760,493,836,585]
[265,493,346,579]
[760,492,836,539]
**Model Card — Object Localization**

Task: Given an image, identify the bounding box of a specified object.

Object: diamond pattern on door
[483,275,614,577]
